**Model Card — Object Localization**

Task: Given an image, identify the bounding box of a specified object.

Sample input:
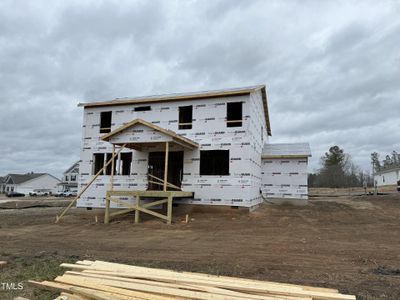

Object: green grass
[0,255,78,300]
[0,255,246,299]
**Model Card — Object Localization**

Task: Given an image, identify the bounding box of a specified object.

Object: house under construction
[76,85,311,223]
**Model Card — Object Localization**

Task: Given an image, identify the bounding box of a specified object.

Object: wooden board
[30,260,356,300]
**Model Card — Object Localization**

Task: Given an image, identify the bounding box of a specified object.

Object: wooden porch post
[163,142,169,192]
[167,194,173,225]
[134,194,140,224]
[104,144,115,224]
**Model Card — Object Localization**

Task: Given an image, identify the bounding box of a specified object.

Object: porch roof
[101,118,199,150]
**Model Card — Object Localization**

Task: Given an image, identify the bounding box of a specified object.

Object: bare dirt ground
[1,194,400,299]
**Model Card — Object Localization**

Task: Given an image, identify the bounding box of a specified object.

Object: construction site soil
[1,194,399,299]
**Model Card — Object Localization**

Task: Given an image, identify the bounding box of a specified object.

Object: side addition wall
[261,158,308,201]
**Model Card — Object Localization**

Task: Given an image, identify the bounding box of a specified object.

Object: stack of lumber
[29,260,356,300]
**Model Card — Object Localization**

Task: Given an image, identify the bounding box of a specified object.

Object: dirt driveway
[1,194,400,299]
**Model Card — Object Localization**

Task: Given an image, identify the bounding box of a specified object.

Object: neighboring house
[77,85,311,209]
[59,161,80,192]
[374,167,400,187]
[3,173,61,194]
[0,176,5,194]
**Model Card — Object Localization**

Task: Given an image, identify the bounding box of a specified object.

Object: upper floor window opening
[100,111,112,133]
[179,105,193,130]
[226,102,242,127]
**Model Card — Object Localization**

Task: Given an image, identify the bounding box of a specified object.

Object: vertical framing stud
[105,144,116,224]
[134,194,140,224]
[163,142,169,192]
[104,192,110,224]
[167,194,173,225]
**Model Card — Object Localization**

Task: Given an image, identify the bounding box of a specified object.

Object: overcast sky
[0,0,399,178]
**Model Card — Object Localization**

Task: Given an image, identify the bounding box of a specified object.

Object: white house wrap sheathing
[77,86,311,209]
[261,143,311,200]
[78,89,269,208]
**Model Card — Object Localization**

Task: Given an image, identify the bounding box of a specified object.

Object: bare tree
[371,152,381,172]
[392,151,399,166]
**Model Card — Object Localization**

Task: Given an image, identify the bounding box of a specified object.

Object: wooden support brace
[109,208,135,218]
[137,206,168,221]
[109,197,169,222]
[55,144,126,224]
[143,198,169,208]
[148,174,181,190]
[148,180,181,190]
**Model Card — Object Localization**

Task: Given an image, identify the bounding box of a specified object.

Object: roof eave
[375,167,400,175]
[78,87,263,108]
[262,154,311,159]
[259,86,272,136]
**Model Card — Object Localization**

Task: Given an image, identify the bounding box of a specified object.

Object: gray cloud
[0,0,399,177]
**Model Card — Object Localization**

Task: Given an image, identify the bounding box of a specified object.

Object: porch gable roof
[101,118,199,150]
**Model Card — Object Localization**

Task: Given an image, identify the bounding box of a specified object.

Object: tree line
[371,151,400,173]
[308,145,374,188]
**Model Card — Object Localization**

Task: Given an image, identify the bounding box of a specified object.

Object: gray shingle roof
[262,143,311,158]
[375,166,400,175]
[64,161,80,175]
[6,173,46,184]
[79,85,266,106]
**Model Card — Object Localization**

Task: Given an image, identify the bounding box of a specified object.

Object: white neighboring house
[374,167,400,187]
[77,85,311,209]
[3,173,61,195]
[59,161,80,192]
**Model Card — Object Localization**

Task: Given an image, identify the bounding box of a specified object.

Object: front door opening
[148,151,184,190]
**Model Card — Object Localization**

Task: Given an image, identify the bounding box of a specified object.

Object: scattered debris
[30,260,356,300]
[373,266,400,276]
[0,260,7,267]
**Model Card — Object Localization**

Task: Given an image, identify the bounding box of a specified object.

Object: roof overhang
[261,154,311,159]
[375,167,400,176]
[262,143,312,159]
[101,118,199,150]
[260,86,271,136]
[79,85,272,136]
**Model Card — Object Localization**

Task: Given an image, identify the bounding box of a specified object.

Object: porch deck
[105,190,194,225]
[55,120,197,224]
